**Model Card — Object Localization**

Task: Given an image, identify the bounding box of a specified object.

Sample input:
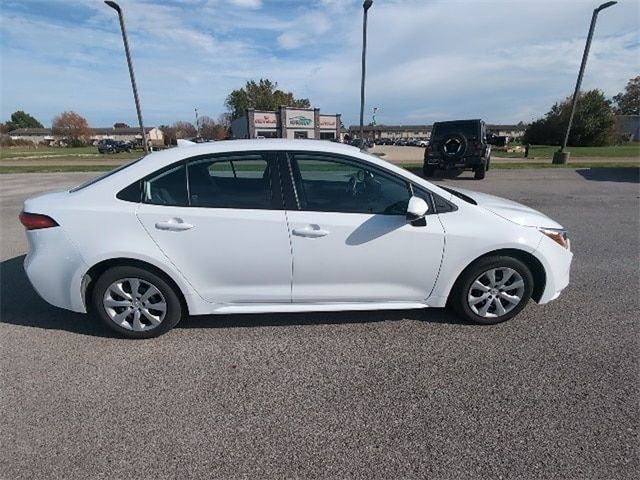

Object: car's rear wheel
[474,162,486,180]
[450,256,533,325]
[91,266,183,338]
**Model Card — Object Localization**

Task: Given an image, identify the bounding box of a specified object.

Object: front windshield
[69,157,144,192]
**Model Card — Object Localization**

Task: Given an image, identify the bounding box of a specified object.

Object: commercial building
[8,127,164,146]
[348,123,528,142]
[231,107,341,140]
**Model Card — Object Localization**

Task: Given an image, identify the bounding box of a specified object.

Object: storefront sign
[319,116,337,129]
[253,113,277,127]
[286,110,314,128]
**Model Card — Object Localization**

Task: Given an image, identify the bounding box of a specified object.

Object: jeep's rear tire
[474,162,486,180]
[423,165,436,177]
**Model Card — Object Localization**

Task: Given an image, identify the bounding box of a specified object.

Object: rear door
[136,151,292,304]
[282,151,445,303]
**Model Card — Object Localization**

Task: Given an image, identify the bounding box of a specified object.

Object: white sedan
[20,140,572,338]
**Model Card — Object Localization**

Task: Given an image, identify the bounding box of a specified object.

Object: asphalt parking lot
[1,168,638,479]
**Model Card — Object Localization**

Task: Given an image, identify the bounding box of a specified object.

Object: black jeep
[423,119,491,180]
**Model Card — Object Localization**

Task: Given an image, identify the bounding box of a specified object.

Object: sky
[0,0,638,128]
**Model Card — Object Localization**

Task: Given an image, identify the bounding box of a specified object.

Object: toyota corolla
[20,140,572,338]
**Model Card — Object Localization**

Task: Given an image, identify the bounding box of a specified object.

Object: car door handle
[292,226,330,238]
[155,218,194,231]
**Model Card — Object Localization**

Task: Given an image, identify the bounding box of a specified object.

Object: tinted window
[187,153,273,209]
[431,121,480,140]
[143,164,188,206]
[289,153,411,215]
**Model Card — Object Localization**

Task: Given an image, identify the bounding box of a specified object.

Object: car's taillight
[19,211,59,230]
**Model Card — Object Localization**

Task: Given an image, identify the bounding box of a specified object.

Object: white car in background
[20,140,572,338]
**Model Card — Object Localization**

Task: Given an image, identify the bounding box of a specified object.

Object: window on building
[294,131,308,139]
[320,132,335,140]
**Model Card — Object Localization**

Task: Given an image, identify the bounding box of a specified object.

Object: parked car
[97,139,131,154]
[423,119,491,179]
[417,139,429,147]
[20,139,572,338]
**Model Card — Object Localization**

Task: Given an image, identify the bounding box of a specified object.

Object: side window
[187,153,273,209]
[143,164,188,206]
[289,153,411,215]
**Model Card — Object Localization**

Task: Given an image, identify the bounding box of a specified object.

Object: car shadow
[0,255,468,337]
[575,167,639,183]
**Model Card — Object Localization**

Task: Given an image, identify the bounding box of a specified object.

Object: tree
[613,76,639,115]
[5,110,44,131]
[224,79,311,119]
[172,121,197,139]
[199,115,228,140]
[523,89,615,147]
[51,111,91,146]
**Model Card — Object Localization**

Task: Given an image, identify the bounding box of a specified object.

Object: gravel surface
[1,168,638,479]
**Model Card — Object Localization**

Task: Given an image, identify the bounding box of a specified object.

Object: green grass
[0,146,141,159]
[492,143,640,158]
[0,165,121,174]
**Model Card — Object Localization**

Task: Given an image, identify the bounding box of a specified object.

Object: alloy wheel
[103,277,167,332]
[467,267,525,318]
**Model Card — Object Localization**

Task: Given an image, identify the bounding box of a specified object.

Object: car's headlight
[539,227,571,250]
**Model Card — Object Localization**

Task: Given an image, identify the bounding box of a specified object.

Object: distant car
[417,139,429,147]
[423,119,491,180]
[98,139,131,154]
[20,139,571,338]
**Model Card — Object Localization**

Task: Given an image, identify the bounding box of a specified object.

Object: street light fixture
[359,0,373,147]
[553,1,617,164]
[104,1,149,154]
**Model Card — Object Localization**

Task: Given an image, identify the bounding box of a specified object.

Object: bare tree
[52,111,91,146]
[172,121,197,139]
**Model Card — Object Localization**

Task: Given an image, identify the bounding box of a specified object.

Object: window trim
[118,150,285,211]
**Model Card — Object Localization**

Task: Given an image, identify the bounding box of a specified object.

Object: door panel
[287,210,444,302]
[284,152,445,303]
[137,205,292,303]
[136,152,292,304]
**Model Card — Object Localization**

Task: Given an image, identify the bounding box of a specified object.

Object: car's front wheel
[91,266,183,338]
[450,256,534,325]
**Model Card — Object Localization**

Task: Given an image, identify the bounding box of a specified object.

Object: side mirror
[406,196,429,223]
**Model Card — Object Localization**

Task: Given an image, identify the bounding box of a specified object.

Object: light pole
[359,0,373,147]
[104,1,149,154]
[553,1,617,164]
[195,107,199,137]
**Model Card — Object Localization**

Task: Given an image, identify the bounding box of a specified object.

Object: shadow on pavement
[0,255,116,337]
[575,167,639,183]
[1,255,466,336]
[404,167,477,181]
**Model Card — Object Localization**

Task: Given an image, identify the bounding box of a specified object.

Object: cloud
[1,0,638,128]
[228,0,262,9]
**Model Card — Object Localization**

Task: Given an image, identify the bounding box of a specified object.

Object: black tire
[449,255,534,325]
[91,266,183,339]
[423,165,436,177]
[440,133,468,160]
[474,162,486,180]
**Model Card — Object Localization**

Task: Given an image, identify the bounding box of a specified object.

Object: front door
[136,152,292,304]
[284,152,445,303]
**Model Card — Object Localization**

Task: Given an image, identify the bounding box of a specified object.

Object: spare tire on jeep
[440,133,467,160]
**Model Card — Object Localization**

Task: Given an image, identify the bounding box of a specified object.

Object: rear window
[431,122,480,141]
[70,157,144,192]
